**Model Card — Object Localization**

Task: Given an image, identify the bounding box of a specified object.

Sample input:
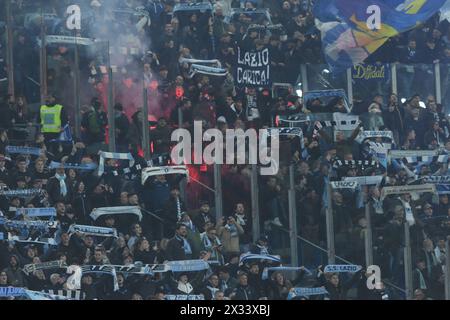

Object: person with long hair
[267,271,293,300]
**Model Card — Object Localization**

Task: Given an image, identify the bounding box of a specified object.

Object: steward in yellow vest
[38,94,68,142]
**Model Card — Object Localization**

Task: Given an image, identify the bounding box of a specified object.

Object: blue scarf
[176,235,192,255]
[49,161,97,171]
[6,146,42,156]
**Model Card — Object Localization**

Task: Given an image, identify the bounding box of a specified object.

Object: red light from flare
[149,80,159,91]
[175,86,184,99]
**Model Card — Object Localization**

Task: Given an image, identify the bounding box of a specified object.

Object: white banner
[343,176,383,186]
[45,36,95,46]
[141,166,189,185]
[381,184,436,198]
[389,150,438,159]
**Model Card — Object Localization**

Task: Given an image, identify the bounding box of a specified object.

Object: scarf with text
[287,287,328,299]
[23,260,67,275]
[324,265,362,273]
[0,189,42,198]
[68,224,118,238]
[49,161,97,171]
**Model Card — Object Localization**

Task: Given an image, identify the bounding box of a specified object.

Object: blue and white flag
[49,124,73,143]
[6,146,42,156]
[437,184,450,194]
[324,264,362,273]
[314,0,447,71]
[287,287,328,300]
[423,176,450,184]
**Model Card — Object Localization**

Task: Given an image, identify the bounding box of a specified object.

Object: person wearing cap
[38,93,68,146]
[149,117,172,155]
[193,200,216,233]
[81,97,108,146]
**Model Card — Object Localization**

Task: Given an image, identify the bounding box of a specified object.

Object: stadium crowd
[0,0,450,300]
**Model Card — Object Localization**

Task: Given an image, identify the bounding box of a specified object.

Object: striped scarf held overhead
[97,151,135,177]
[332,160,379,170]
[402,154,449,166]
[42,290,85,300]
[313,119,359,138]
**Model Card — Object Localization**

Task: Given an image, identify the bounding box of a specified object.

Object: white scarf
[236,214,246,226]
[55,173,67,197]
[400,198,415,226]
[177,281,194,294]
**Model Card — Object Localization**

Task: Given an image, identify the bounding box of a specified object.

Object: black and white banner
[236,47,271,87]
[277,113,310,124]
[141,166,189,185]
[266,127,303,138]
[330,181,358,189]
[355,131,393,144]
[23,260,67,276]
[333,160,379,169]
[42,290,85,300]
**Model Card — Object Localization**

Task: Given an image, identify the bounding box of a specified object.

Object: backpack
[88,111,101,135]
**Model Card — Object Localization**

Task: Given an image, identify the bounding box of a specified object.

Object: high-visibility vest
[40,104,63,133]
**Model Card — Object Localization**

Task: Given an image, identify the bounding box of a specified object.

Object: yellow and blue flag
[314,0,447,71]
